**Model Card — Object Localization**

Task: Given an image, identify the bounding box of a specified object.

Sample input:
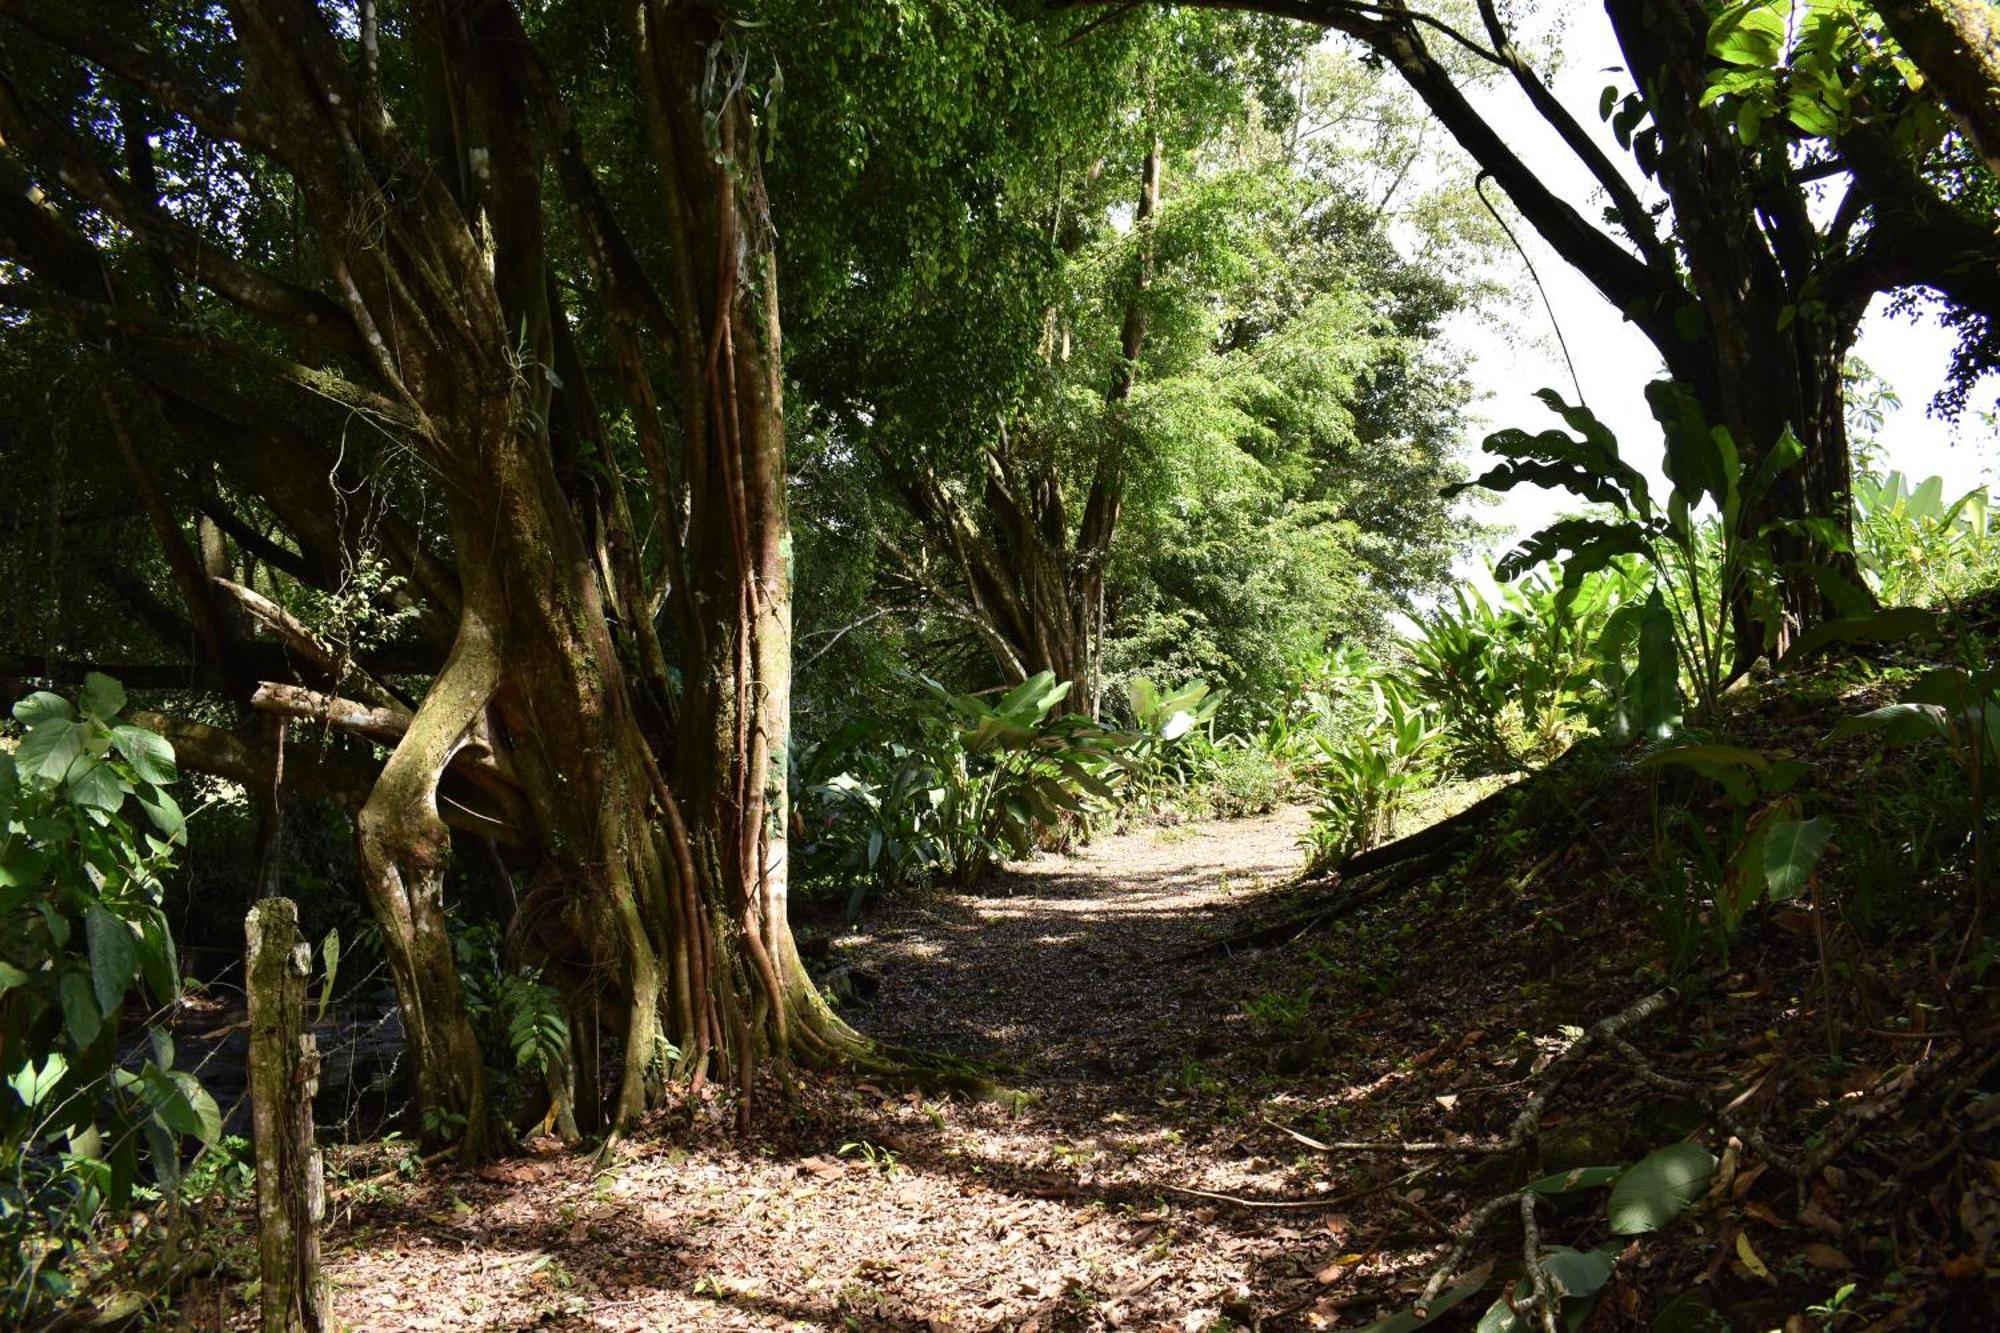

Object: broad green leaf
[1529,1165,1624,1195]
[11,691,72,727]
[135,786,186,840]
[59,969,102,1049]
[86,902,137,1016]
[137,908,181,1006]
[1638,743,1770,772]
[1833,702,1951,747]
[1348,1261,1494,1333]
[66,759,124,813]
[1128,675,1161,723]
[79,672,126,722]
[8,1051,67,1109]
[139,1065,210,1140]
[111,725,177,785]
[17,718,88,784]
[0,959,29,992]
[1633,591,1683,742]
[1608,1141,1716,1234]
[1763,816,1833,902]
[169,1070,222,1144]
[1541,1245,1617,1298]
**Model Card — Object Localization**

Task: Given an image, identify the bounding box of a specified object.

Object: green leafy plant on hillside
[1,675,216,1322]
[1406,563,1651,773]
[1837,661,2000,910]
[1305,683,1444,871]
[1446,383,1834,726]
[1852,471,2000,607]
[1639,743,1835,969]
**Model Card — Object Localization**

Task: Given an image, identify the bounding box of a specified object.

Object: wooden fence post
[246,897,328,1333]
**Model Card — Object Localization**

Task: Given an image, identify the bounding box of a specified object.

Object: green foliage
[798,671,1147,904]
[1837,660,1999,898]
[453,923,570,1101]
[1606,1141,1718,1234]
[1304,683,1444,871]
[1852,471,2000,607]
[1,677,215,1322]
[1450,383,1833,724]
[1638,742,1829,964]
[1406,563,1651,773]
[1118,675,1223,807]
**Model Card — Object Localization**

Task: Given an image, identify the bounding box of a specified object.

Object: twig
[1403,989,1677,1313]
[1520,1192,1559,1333]
[1263,1116,1504,1156]
[1608,1035,1803,1179]
[1415,1190,1525,1314]
[1160,1184,1365,1211]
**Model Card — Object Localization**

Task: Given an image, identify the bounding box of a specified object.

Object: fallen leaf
[1735,1231,1774,1284]
[1803,1244,1852,1270]
[1742,1200,1786,1228]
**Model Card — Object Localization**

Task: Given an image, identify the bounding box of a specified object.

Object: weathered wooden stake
[246,897,329,1333]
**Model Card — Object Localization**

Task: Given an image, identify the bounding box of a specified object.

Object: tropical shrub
[1304,683,1444,870]
[1447,383,1835,725]
[1,676,215,1322]
[1115,675,1224,812]
[1406,562,1650,773]
[1201,743,1289,818]
[924,672,1128,883]
[1853,471,2000,607]
[796,672,1133,904]
[796,734,950,919]
[1639,743,1832,968]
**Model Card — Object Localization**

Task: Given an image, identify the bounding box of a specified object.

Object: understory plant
[1852,471,2000,606]
[1406,562,1650,773]
[797,672,1138,906]
[1447,383,1833,724]
[1,675,216,1322]
[1837,659,2000,907]
[1639,743,1833,968]
[1305,682,1444,870]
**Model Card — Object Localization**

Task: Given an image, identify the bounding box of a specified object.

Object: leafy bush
[1304,683,1444,870]
[1853,471,2000,607]
[1,676,216,1322]
[1448,383,1833,725]
[796,672,1135,905]
[1406,563,1649,773]
[1118,676,1223,807]
[1639,743,1832,968]
[923,671,1127,882]
[1201,743,1288,818]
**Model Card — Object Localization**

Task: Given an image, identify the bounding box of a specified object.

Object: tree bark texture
[0,0,890,1152]
[1875,0,2000,178]
[245,898,328,1333]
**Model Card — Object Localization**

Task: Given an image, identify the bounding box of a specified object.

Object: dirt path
[847,806,1312,1080]
[283,807,1401,1333]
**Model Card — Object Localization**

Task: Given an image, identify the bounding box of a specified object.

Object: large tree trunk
[0,0,893,1149]
[887,131,1162,718]
[1605,0,1866,650]
[1874,0,2000,178]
